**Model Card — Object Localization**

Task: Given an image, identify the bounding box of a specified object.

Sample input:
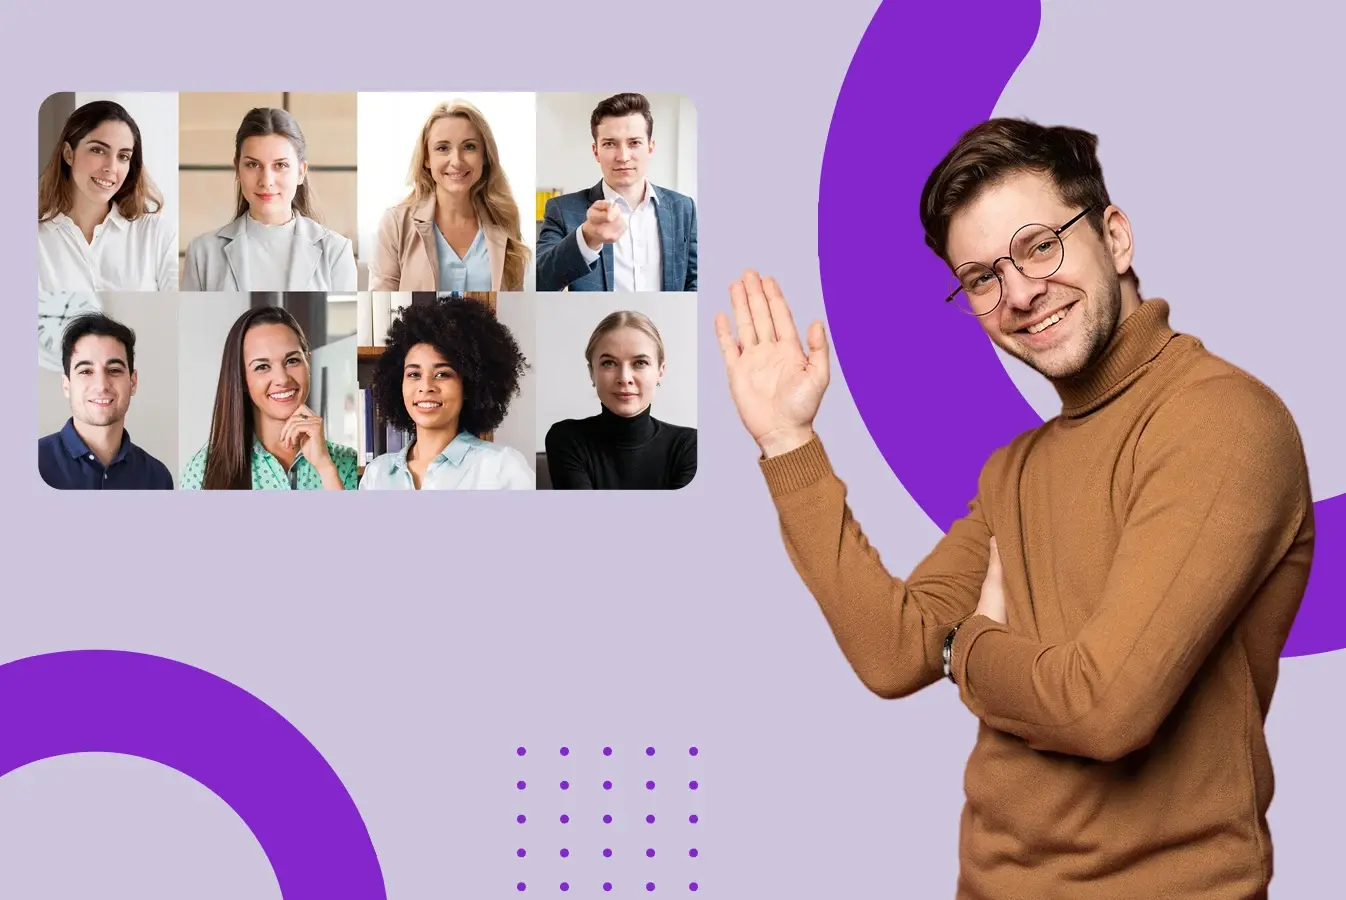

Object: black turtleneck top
[544,404,696,490]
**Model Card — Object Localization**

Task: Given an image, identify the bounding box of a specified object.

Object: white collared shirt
[575,179,663,291]
[359,432,535,490]
[38,205,178,292]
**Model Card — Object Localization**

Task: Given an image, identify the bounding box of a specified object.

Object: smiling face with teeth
[62,120,135,212]
[945,170,1139,380]
[401,342,464,432]
[243,323,310,424]
[63,334,135,429]
[426,115,484,199]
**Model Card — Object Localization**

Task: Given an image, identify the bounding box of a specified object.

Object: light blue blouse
[358,432,534,490]
[433,225,492,292]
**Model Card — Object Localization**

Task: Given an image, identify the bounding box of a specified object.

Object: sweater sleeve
[951,374,1313,761]
[765,436,993,698]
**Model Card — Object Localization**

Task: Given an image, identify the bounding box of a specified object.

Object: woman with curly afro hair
[358,295,534,489]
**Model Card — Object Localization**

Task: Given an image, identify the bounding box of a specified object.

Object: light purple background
[4,1,1342,898]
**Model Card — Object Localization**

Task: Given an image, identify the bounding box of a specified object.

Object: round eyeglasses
[944,207,1092,316]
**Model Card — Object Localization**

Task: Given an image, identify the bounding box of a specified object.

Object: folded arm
[952,375,1312,761]
[765,437,991,697]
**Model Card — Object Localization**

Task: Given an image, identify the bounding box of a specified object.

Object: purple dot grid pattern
[512,742,702,895]
[817,0,1344,658]
[0,650,385,899]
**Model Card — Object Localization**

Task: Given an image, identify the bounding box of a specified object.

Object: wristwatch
[942,622,963,684]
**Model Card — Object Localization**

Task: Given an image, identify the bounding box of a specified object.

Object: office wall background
[38,92,180,226]
[533,292,697,453]
[536,92,698,200]
[356,92,537,289]
[177,92,359,279]
[176,293,358,476]
[37,293,181,478]
[492,294,536,464]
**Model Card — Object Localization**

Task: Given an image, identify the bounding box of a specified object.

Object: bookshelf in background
[355,291,499,476]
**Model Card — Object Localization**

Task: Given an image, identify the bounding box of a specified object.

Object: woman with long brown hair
[181,107,356,292]
[368,99,532,292]
[38,100,177,292]
[180,306,358,490]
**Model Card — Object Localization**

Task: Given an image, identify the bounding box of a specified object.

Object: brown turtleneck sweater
[760,299,1315,900]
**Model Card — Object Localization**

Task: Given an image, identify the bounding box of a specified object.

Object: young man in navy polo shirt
[38,312,173,490]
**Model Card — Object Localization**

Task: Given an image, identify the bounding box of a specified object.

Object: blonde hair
[585,310,666,370]
[403,100,530,291]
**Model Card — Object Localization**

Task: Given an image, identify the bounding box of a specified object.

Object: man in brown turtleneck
[714,119,1315,900]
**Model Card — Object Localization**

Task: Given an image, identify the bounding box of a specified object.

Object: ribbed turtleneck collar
[596,403,656,448]
[1052,298,1180,418]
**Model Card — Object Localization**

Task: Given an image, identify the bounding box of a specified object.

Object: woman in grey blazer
[181,107,356,292]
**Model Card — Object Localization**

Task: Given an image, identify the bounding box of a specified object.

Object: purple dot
[560,884,569,892]
[603,884,612,892]
[561,781,569,790]
[689,781,698,790]
[689,747,698,756]
[689,848,698,858]
[560,747,569,756]
[560,815,569,824]
[517,848,526,858]
[603,814,612,824]
[646,746,655,756]
[689,815,698,824]
[603,848,612,858]
[646,781,655,790]
[517,884,526,892]
[517,781,526,790]
[646,883,655,892]
[603,780,612,790]
[517,747,526,756]
[603,747,612,756]
[690,884,699,892]
[517,815,526,824]
[560,848,569,858]
[646,814,655,824]
[646,848,655,858]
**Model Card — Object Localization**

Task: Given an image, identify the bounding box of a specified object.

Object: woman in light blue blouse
[181,306,358,490]
[359,295,534,490]
[181,107,356,292]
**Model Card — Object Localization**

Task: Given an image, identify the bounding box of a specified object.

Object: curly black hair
[371,295,528,437]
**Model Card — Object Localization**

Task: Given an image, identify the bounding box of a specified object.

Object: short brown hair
[920,118,1114,266]
[590,93,654,141]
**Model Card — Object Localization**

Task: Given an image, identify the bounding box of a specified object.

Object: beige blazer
[370,197,524,291]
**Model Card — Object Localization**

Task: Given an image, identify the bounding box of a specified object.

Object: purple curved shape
[0,650,386,898]
[818,0,1342,658]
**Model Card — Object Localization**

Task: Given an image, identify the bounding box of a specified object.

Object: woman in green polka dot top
[180,305,358,490]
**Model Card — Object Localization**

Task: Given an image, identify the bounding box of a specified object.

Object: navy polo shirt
[38,418,174,490]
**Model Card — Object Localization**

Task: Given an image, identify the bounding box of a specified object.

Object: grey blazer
[180,214,357,291]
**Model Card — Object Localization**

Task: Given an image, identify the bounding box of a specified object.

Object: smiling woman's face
[64,119,135,208]
[243,323,309,423]
[402,342,463,432]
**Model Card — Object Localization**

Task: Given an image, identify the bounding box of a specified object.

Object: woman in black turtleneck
[544,310,696,490]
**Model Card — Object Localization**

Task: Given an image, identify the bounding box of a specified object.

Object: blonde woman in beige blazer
[369,99,532,292]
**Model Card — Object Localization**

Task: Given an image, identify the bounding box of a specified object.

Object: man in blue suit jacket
[536,93,697,292]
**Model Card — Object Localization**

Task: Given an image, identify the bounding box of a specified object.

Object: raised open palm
[715,270,831,457]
